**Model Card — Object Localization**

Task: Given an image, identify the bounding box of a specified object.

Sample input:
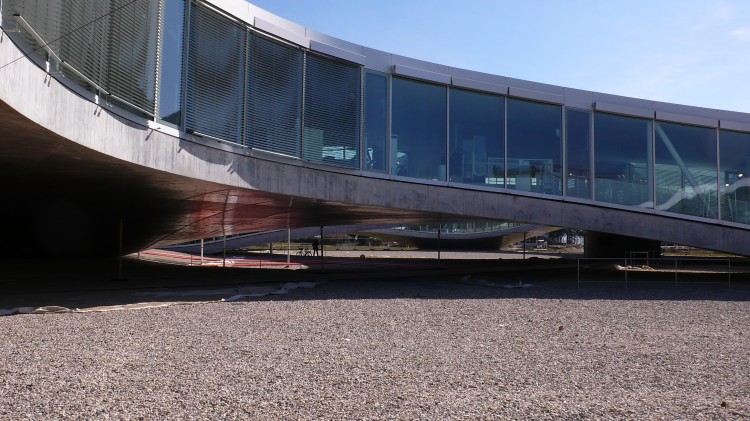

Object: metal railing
[577,257,732,289]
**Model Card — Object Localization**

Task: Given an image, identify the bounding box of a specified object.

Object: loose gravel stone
[1,277,749,419]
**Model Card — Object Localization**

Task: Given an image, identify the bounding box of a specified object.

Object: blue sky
[248,0,750,113]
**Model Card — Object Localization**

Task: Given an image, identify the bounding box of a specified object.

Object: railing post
[287,227,291,267]
[223,234,227,268]
[118,218,124,279]
[728,259,732,289]
[624,258,628,288]
[437,225,441,260]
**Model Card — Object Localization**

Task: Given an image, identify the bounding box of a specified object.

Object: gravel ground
[1,277,749,419]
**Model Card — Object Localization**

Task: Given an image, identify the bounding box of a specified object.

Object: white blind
[246,31,303,156]
[4,0,160,115]
[185,1,246,144]
[303,53,361,169]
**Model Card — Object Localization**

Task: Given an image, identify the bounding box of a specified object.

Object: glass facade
[4,0,160,115]
[246,32,303,157]
[507,98,562,195]
[364,72,388,172]
[158,0,184,125]
[391,77,447,181]
[565,109,591,198]
[655,122,717,218]
[185,2,246,143]
[449,89,504,187]
[594,113,653,207]
[7,0,750,230]
[720,130,750,224]
[303,55,361,168]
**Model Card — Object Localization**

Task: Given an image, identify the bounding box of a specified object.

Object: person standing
[312,238,319,256]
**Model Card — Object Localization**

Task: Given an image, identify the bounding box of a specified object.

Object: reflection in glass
[185,2,246,144]
[392,78,447,181]
[364,72,388,172]
[303,54,361,169]
[565,109,591,198]
[158,0,185,125]
[507,98,562,195]
[594,113,653,207]
[449,88,504,187]
[246,32,303,157]
[9,0,159,115]
[655,122,717,218]
[720,130,750,224]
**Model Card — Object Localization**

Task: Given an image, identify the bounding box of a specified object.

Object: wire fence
[137,249,307,269]
[577,257,732,289]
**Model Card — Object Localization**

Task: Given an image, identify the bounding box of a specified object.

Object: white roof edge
[451,77,507,95]
[594,101,654,119]
[392,65,451,85]
[309,40,365,66]
[655,111,718,128]
[199,0,749,122]
[721,120,750,132]
[253,17,309,48]
[508,87,563,104]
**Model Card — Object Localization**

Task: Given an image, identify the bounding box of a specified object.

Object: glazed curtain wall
[364,72,388,172]
[594,113,653,207]
[720,130,750,224]
[3,0,159,115]
[565,109,591,198]
[184,2,360,167]
[655,122,718,219]
[246,31,303,157]
[185,3,246,143]
[303,54,361,168]
[158,0,185,125]
[177,0,750,226]
[5,0,750,226]
[449,89,505,187]
[507,98,562,195]
[391,78,447,180]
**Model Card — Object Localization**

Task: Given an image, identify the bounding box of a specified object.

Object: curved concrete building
[1,0,749,257]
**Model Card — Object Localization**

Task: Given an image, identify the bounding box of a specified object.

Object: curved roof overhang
[1,1,749,257]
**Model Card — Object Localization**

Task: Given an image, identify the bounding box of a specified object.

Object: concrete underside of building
[0,8,747,259]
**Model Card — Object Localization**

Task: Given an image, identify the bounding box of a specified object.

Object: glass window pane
[7,0,159,115]
[246,32,303,157]
[303,54,361,169]
[719,130,750,224]
[507,98,562,195]
[185,2,246,144]
[158,0,185,125]
[365,72,388,172]
[2,0,64,64]
[104,0,160,115]
[449,88,504,187]
[392,78,447,181]
[594,113,653,207]
[655,122,717,218]
[566,109,591,198]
